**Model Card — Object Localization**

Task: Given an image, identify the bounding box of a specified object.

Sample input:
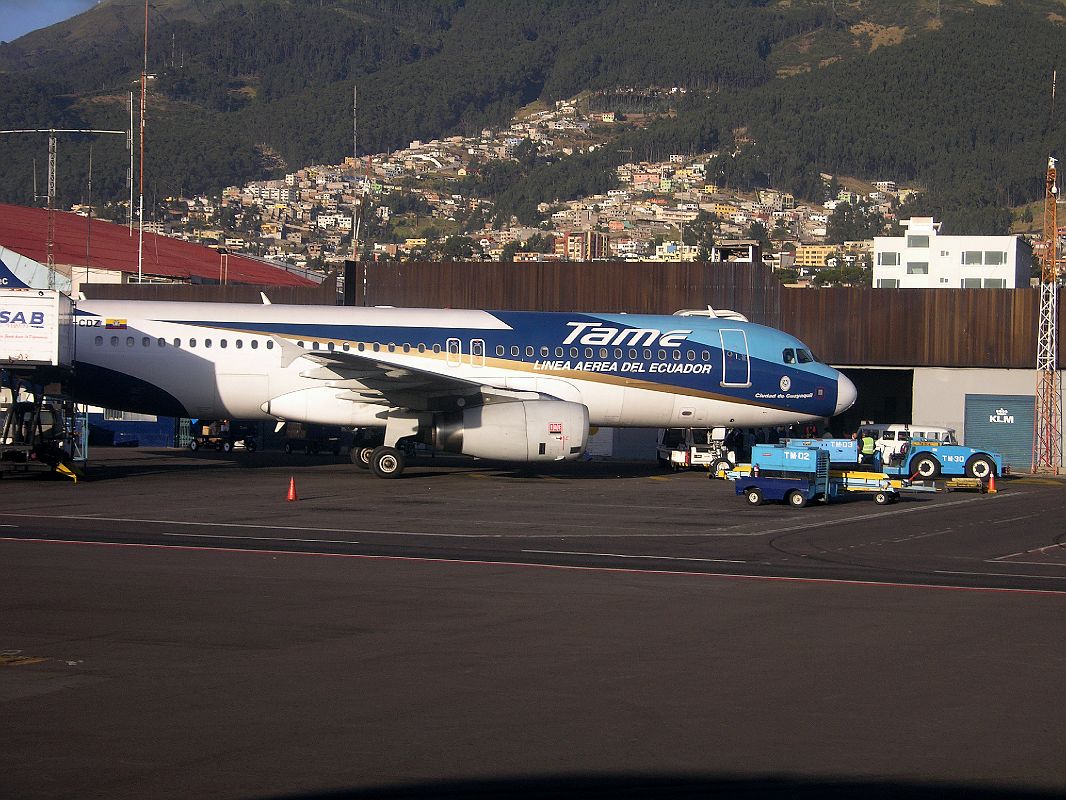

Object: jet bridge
[0,289,82,479]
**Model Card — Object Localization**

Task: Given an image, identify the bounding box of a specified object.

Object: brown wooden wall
[778,287,1041,368]
[82,275,337,305]
[81,262,1055,369]
[352,260,782,321]
[353,261,1052,370]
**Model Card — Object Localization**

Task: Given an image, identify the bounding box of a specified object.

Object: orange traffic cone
[287,476,298,502]
[987,473,997,494]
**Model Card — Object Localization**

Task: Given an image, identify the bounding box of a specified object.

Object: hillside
[0,0,1063,231]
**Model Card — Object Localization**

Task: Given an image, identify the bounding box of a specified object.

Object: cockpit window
[797,348,815,364]
[783,348,796,364]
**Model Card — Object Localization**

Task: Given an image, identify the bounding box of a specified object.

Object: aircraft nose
[835,372,857,415]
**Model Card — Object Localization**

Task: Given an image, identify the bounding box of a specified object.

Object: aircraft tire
[351,445,374,469]
[370,446,405,478]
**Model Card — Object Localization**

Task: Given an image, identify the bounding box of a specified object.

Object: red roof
[0,203,316,287]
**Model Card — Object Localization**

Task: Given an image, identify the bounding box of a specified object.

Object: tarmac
[1,447,1064,799]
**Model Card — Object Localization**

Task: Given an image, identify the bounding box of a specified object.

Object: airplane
[70,299,857,477]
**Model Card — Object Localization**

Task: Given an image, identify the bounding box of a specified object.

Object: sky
[0,0,100,43]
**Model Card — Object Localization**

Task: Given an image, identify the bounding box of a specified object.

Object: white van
[860,424,958,461]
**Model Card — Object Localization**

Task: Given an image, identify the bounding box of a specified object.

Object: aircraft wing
[272,336,526,412]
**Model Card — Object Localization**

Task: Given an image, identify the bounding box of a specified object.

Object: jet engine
[432,400,589,462]
[262,387,385,427]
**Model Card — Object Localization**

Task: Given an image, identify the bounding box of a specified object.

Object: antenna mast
[137,0,149,283]
[1,128,129,289]
[1033,156,1062,473]
[352,84,362,261]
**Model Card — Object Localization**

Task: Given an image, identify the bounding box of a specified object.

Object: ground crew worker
[859,429,877,465]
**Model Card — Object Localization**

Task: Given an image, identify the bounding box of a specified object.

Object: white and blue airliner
[71,300,857,477]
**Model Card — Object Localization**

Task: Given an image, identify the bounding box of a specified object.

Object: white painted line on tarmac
[522,549,746,563]
[750,494,1001,539]
[983,513,1041,525]
[157,532,363,545]
[0,492,1008,543]
[0,511,745,538]
[4,535,1065,595]
[989,559,1066,568]
[0,512,495,538]
[935,569,1066,581]
[992,542,1066,561]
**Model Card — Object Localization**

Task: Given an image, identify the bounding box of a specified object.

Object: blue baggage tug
[785,437,1005,480]
[732,443,838,508]
[728,437,986,508]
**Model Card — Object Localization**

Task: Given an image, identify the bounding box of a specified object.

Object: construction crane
[1032,156,1062,473]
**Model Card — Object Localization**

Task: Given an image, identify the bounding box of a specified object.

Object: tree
[826,200,887,244]
[745,221,770,254]
[771,218,792,242]
[440,235,482,261]
[500,241,521,262]
[775,267,799,284]
[813,267,842,287]
[684,210,718,259]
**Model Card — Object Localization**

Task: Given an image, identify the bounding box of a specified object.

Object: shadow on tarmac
[265,775,1061,800]
[64,448,672,483]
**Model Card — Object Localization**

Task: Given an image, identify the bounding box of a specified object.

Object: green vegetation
[0,0,1062,235]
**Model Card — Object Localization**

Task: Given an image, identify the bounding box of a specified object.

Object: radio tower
[1032,155,1062,473]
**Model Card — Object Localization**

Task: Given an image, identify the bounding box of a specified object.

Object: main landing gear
[369,446,405,478]
[350,428,416,478]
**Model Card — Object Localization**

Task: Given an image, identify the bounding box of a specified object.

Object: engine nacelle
[433,400,589,462]
[262,387,385,427]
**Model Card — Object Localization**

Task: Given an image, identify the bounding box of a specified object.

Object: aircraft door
[470,338,485,367]
[719,329,751,388]
[446,338,462,367]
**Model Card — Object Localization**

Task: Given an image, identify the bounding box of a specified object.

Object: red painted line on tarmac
[2,535,1065,596]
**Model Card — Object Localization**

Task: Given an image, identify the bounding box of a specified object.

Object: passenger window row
[89,336,448,355]
[493,344,712,362]
[90,335,712,364]
[94,335,277,351]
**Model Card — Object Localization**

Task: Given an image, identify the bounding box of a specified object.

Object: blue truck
[730,440,949,508]
[784,437,1004,480]
[731,443,902,508]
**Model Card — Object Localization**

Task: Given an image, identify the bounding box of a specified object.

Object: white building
[873,217,1031,288]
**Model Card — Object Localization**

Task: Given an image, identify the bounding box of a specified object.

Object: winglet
[260,292,272,305]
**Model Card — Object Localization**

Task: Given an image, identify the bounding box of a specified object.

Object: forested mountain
[0,0,1063,233]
